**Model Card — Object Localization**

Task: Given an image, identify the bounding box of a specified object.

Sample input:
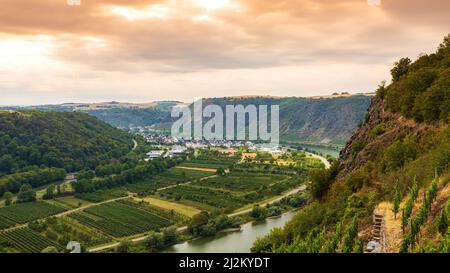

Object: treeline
[0,111,132,174]
[380,34,450,122]
[72,158,178,194]
[0,168,66,196]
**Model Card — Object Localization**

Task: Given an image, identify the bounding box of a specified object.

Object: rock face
[337,96,432,180]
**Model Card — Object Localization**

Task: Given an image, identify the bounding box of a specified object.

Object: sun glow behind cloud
[193,0,235,10]
[108,5,172,21]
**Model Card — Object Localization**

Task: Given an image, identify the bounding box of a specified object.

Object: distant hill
[0,111,133,174]
[201,95,372,147]
[1,96,371,148]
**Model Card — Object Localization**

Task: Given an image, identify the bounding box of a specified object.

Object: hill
[0,110,133,175]
[1,96,370,150]
[190,95,372,148]
[252,34,450,253]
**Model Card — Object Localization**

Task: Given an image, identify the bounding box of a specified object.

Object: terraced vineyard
[69,201,173,237]
[0,202,66,228]
[0,227,60,253]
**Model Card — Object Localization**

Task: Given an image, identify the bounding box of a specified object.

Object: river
[164,210,297,253]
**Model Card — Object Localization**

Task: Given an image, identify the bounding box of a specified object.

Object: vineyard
[179,153,239,170]
[159,184,248,211]
[75,188,128,203]
[0,227,61,253]
[400,177,442,252]
[119,199,189,224]
[192,172,288,193]
[0,202,66,229]
[125,168,213,195]
[69,201,173,237]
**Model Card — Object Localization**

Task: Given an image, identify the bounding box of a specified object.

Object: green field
[0,227,61,253]
[75,188,128,203]
[69,201,173,237]
[192,173,288,193]
[159,185,247,212]
[54,196,92,208]
[179,161,231,169]
[158,171,304,212]
[125,168,213,194]
[0,202,66,229]
[135,196,201,218]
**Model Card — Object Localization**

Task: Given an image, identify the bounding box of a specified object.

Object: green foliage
[309,162,339,200]
[351,140,367,156]
[370,124,386,139]
[0,167,66,197]
[381,140,418,173]
[0,111,132,174]
[436,207,448,235]
[70,201,172,237]
[17,184,36,203]
[384,35,450,122]
[391,57,412,82]
[0,227,61,253]
[340,217,359,253]
[401,178,439,252]
[393,185,401,219]
[3,191,13,206]
[250,205,268,221]
[0,202,66,228]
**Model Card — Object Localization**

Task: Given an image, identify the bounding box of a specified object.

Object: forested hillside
[201,95,371,147]
[0,111,133,174]
[252,35,450,253]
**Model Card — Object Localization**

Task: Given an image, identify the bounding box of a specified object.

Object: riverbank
[164,210,298,253]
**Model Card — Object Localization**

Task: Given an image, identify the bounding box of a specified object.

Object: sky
[0,0,449,105]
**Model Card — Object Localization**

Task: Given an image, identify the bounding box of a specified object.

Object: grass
[133,196,201,218]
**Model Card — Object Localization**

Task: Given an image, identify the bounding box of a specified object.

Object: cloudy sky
[0,0,448,105]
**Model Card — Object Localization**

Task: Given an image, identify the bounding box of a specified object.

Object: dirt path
[174,166,218,173]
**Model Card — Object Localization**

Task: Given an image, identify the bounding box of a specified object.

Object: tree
[309,164,337,200]
[43,185,56,200]
[146,232,164,252]
[162,226,177,245]
[393,186,401,219]
[391,57,411,82]
[250,205,268,221]
[3,191,13,206]
[17,184,36,203]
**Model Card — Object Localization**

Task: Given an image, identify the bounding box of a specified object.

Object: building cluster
[144,145,188,161]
